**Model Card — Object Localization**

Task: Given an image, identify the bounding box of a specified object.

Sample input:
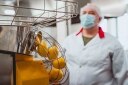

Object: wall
[118,14,128,50]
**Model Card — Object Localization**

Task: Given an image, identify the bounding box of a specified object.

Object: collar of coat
[76,27,105,39]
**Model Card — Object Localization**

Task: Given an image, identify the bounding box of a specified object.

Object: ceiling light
[4,9,15,15]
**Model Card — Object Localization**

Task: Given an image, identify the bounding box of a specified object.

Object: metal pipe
[11,0,20,25]
[0,0,78,27]
[0,4,76,14]
[0,20,33,23]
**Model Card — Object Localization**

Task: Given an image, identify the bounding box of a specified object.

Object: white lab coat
[62,30,128,85]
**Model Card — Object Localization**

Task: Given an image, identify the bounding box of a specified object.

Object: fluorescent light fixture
[4,9,15,15]
[5,1,13,5]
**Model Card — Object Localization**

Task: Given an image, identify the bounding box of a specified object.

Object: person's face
[81,8,101,25]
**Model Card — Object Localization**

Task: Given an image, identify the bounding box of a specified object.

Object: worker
[61,3,128,85]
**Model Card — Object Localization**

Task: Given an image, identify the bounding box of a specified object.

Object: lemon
[37,40,48,57]
[35,31,42,46]
[48,46,58,60]
[35,36,41,46]
[53,57,66,69]
[49,68,63,82]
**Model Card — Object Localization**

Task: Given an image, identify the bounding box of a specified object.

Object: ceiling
[75,0,128,17]
[0,0,127,17]
[0,0,128,16]
[91,0,128,17]
[0,0,128,26]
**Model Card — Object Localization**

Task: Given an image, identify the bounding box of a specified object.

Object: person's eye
[82,11,87,14]
[89,12,95,15]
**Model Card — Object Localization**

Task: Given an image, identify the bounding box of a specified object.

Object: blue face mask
[80,14,96,29]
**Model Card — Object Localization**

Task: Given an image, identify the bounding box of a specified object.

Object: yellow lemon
[49,68,63,82]
[37,40,48,57]
[35,31,42,46]
[35,36,41,46]
[48,46,58,60]
[53,57,66,69]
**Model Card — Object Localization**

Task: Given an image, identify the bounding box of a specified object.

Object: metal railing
[0,0,78,27]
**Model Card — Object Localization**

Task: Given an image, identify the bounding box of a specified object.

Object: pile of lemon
[35,32,66,82]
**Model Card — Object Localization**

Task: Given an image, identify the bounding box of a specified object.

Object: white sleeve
[60,37,69,52]
[112,47,128,85]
